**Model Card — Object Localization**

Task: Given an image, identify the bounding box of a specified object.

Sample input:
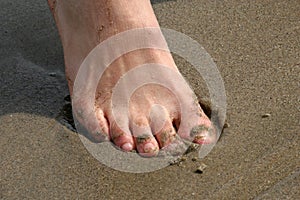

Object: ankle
[102,0,160,31]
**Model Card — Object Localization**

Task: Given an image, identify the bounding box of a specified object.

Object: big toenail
[193,132,208,143]
[193,127,215,144]
[121,143,133,151]
[190,125,209,138]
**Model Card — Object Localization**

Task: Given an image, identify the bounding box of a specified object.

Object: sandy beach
[1,0,299,199]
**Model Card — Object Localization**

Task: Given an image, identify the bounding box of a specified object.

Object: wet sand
[1,0,299,199]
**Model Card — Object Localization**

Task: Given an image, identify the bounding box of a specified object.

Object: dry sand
[1,0,299,199]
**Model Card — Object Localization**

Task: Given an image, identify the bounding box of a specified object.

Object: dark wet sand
[1,0,299,199]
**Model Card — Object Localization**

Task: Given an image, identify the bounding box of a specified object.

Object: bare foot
[48,0,216,157]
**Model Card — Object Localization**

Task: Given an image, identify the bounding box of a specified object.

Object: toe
[189,112,217,144]
[96,109,109,136]
[135,134,160,157]
[153,119,188,157]
[109,119,135,152]
[131,122,159,157]
[73,101,109,142]
[149,104,178,148]
[152,119,177,148]
[191,124,216,144]
[177,105,217,144]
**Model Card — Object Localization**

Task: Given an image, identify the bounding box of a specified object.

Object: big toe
[189,113,217,144]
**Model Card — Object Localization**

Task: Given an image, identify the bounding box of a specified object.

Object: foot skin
[48,0,216,156]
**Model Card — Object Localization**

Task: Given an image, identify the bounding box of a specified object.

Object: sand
[1,0,299,199]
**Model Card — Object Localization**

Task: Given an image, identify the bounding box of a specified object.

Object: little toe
[73,102,109,142]
[96,109,109,136]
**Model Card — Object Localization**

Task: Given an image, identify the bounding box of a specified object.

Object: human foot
[48,0,216,157]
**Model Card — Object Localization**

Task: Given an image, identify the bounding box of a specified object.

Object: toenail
[136,134,152,144]
[144,143,157,153]
[190,125,210,138]
[121,143,133,151]
[190,125,216,144]
[193,129,215,144]
[193,132,208,144]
